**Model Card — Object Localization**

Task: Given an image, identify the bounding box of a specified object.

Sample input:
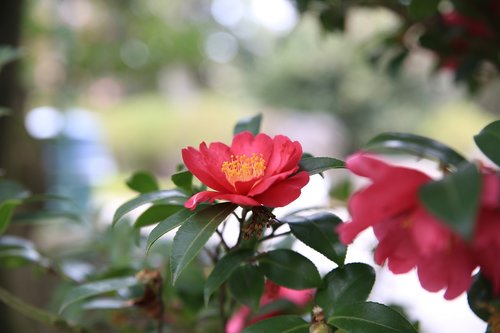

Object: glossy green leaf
[146,208,200,253]
[419,162,481,240]
[286,212,346,265]
[59,276,139,314]
[467,273,497,322]
[125,170,159,194]
[258,249,322,289]
[134,204,183,228]
[366,132,466,168]
[315,263,375,317]
[409,0,439,20]
[329,301,418,333]
[228,264,264,311]
[204,248,255,305]
[233,113,262,135]
[171,203,236,284]
[299,157,345,175]
[171,170,194,194]
[0,200,21,235]
[474,120,500,167]
[112,189,187,226]
[242,315,309,333]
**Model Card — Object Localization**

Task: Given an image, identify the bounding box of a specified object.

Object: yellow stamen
[221,153,266,185]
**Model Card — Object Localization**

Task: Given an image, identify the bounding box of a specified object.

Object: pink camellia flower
[225,281,314,333]
[182,131,309,210]
[337,152,477,299]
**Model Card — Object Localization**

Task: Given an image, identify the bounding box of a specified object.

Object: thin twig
[259,230,292,243]
[215,229,230,252]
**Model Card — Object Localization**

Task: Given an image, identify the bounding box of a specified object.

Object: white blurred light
[63,107,101,140]
[250,0,298,35]
[25,106,64,139]
[211,0,245,27]
[204,32,238,63]
[120,39,150,69]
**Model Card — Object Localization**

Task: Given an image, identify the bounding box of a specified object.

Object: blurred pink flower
[225,281,314,333]
[182,131,309,210]
[473,170,500,295]
[337,152,477,299]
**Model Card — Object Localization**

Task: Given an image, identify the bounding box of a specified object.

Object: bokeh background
[0,0,499,332]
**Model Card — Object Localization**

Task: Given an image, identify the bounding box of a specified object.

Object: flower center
[221,153,266,185]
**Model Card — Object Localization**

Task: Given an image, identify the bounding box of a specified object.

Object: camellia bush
[0,114,499,333]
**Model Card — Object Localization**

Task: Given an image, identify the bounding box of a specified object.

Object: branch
[0,285,96,333]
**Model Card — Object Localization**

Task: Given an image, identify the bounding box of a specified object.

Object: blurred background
[0,0,498,332]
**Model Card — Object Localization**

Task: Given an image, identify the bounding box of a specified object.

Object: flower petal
[253,171,309,207]
[182,145,232,192]
[184,191,261,210]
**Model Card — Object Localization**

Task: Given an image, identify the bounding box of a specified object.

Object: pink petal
[230,132,273,160]
[225,306,251,333]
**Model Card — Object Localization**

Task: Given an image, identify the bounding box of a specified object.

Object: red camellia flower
[182,131,310,210]
[473,169,500,295]
[225,281,314,333]
[337,152,477,299]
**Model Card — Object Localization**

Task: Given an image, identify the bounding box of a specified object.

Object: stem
[157,282,164,333]
[234,208,250,249]
[259,230,292,243]
[215,229,230,252]
[0,285,95,333]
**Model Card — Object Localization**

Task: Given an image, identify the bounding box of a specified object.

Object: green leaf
[0,179,31,204]
[0,107,11,118]
[125,170,159,194]
[286,212,346,265]
[419,162,481,240]
[315,263,375,317]
[204,248,255,305]
[242,315,309,333]
[0,47,21,69]
[233,113,262,136]
[408,0,440,20]
[134,204,183,228]
[328,301,418,333]
[299,157,345,175]
[228,264,264,311]
[146,208,200,252]
[171,170,194,193]
[0,200,22,235]
[474,120,500,167]
[258,249,322,289]
[12,210,83,224]
[58,276,139,314]
[171,203,236,284]
[112,189,187,226]
[366,132,466,169]
[467,273,497,322]
[0,236,49,268]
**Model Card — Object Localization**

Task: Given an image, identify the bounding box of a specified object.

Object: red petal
[182,145,232,192]
[253,171,309,207]
[185,191,260,210]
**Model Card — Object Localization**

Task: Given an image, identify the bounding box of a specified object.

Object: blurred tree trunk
[0,1,54,333]
[0,0,45,191]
